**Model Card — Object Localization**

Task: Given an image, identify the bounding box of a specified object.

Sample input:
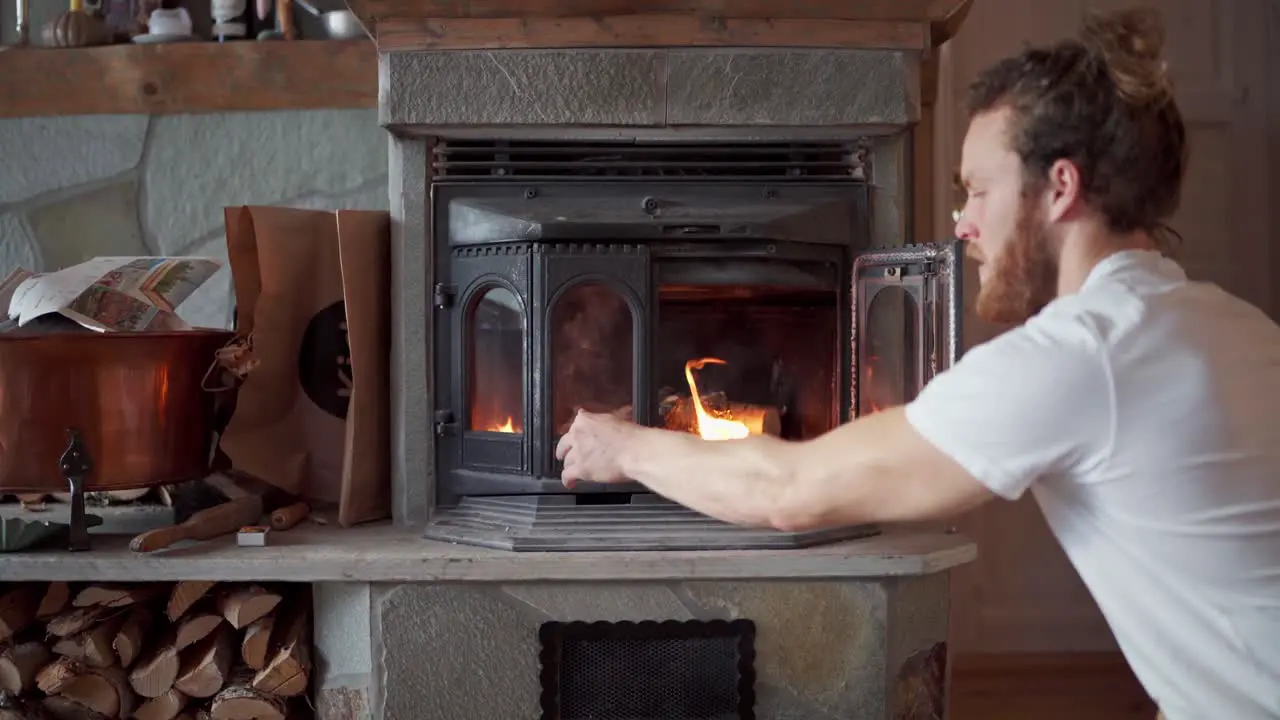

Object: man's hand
[555,409,644,488]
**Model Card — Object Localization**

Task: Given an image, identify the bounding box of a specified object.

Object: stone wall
[0,109,388,328]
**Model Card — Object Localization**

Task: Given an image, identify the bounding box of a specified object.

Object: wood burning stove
[423,140,963,551]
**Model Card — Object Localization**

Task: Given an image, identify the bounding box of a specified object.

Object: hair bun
[1081,7,1173,106]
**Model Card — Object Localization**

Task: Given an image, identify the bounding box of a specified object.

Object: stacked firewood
[0,581,311,720]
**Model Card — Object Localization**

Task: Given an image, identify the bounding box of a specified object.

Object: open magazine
[0,256,223,333]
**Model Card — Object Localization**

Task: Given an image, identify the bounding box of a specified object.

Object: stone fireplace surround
[371,2,976,715]
[6,3,980,720]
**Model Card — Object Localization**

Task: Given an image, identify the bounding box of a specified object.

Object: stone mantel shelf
[0,39,376,119]
[3,522,976,583]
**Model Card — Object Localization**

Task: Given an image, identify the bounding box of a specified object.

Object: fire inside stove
[465,275,842,448]
[476,356,780,441]
[487,417,518,433]
[678,357,774,441]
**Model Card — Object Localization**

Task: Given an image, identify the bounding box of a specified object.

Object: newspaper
[1,256,223,333]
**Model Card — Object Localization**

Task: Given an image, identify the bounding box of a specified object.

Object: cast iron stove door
[541,243,651,482]
[435,243,535,487]
[852,240,964,417]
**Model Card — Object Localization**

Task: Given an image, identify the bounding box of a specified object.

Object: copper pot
[0,330,234,494]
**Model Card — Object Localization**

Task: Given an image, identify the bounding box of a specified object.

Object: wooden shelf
[0,39,377,119]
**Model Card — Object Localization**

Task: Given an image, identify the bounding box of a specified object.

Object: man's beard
[974,200,1060,325]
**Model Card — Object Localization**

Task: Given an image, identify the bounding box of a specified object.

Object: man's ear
[1044,158,1083,222]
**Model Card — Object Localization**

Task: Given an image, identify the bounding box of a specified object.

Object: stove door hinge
[434,409,458,436]
[922,260,938,302]
[433,283,457,309]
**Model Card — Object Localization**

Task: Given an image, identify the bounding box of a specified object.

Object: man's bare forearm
[593,407,993,531]
[617,427,799,528]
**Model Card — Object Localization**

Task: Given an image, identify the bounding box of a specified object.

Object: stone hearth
[6,525,975,720]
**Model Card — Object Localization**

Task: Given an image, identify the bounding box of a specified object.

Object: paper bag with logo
[217,205,390,527]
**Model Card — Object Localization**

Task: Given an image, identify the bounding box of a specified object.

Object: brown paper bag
[217,205,390,527]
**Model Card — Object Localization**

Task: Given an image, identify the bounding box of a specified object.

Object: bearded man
[554,8,1280,720]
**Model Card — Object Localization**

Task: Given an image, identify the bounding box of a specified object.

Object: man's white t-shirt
[904,249,1280,719]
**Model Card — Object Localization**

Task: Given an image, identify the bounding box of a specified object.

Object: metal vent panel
[432,141,867,182]
[539,619,757,720]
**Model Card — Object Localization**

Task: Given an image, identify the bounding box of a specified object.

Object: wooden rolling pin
[270,501,311,530]
[130,495,264,553]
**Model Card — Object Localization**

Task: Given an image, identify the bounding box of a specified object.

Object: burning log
[661,392,782,438]
[0,581,311,720]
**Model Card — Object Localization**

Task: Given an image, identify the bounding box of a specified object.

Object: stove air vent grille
[431,140,867,182]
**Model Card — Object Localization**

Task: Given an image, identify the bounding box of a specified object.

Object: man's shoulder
[940,309,1110,400]
[1024,279,1154,351]
[975,300,1112,362]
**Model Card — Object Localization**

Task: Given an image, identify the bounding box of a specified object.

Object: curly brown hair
[965,8,1188,250]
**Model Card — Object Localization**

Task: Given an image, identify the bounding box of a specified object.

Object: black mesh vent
[539,619,756,720]
[432,140,866,182]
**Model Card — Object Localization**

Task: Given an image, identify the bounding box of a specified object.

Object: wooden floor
[950,652,1159,720]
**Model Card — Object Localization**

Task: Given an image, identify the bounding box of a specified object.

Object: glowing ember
[866,358,882,414]
[683,357,770,441]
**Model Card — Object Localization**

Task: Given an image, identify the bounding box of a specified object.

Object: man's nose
[953,211,977,241]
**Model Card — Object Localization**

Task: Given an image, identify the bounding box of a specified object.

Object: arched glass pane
[550,281,634,437]
[861,286,919,414]
[468,286,524,433]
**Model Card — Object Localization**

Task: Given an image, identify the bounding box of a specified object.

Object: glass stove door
[852,239,964,417]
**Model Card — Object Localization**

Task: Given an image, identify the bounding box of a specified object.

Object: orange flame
[684,358,756,441]
[487,416,518,433]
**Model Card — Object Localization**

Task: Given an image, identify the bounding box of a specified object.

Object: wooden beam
[0,40,377,119]
[352,0,974,49]
[375,15,927,52]
[356,0,956,20]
